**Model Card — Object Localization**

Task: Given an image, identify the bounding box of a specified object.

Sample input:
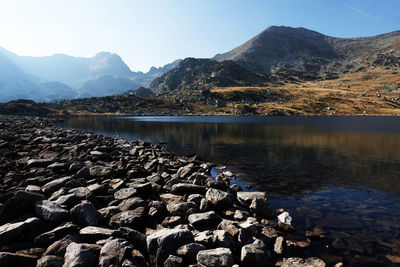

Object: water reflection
[57,116,400,266]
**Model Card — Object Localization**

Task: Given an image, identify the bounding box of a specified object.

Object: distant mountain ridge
[214,26,400,74]
[0,47,180,102]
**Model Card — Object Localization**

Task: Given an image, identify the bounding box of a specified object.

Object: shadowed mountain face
[150,58,269,93]
[214,26,400,74]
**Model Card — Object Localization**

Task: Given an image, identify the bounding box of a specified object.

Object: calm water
[57,116,400,266]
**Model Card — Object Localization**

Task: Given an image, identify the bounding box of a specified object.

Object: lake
[56,116,400,266]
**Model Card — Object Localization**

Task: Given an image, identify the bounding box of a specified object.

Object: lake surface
[57,116,400,266]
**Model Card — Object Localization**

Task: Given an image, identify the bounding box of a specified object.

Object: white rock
[278,212,292,225]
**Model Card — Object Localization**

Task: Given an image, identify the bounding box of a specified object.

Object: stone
[70,202,98,227]
[99,238,133,267]
[110,207,146,229]
[162,216,186,228]
[25,185,42,194]
[69,161,85,173]
[0,252,37,267]
[129,182,153,197]
[274,236,286,255]
[171,183,206,195]
[160,193,184,205]
[63,242,96,267]
[236,191,267,206]
[112,227,147,255]
[37,255,64,267]
[147,228,194,267]
[188,211,222,231]
[167,202,199,217]
[35,200,69,223]
[164,255,184,267]
[0,190,45,224]
[0,217,45,245]
[217,220,240,237]
[177,163,194,178]
[176,243,206,263]
[35,222,79,247]
[233,210,249,221]
[44,234,80,257]
[276,257,326,267]
[187,194,204,206]
[27,158,56,168]
[98,206,120,223]
[250,197,275,219]
[241,239,269,267]
[197,247,234,267]
[79,226,114,241]
[278,212,292,225]
[89,165,114,178]
[205,188,233,210]
[118,197,147,212]
[114,187,138,200]
[386,254,400,264]
[41,176,73,194]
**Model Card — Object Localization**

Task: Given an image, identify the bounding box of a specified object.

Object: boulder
[0,252,37,267]
[188,211,222,231]
[236,191,267,206]
[147,228,194,267]
[205,188,234,210]
[63,242,96,267]
[79,226,114,241]
[89,165,114,178]
[250,197,275,219]
[176,243,206,263]
[35,222,79,247]
[112,227,147,255]
[37,255,64,267]
[44,234,80,257]
[34,200,69,223]
[99,238,133,267]
[109,207,146,229]
[118,197,147,212]
[240,239,269,267]
[171,183,206,195]
[196,247,234,267]
[114,187,138,200]
[41,176,73,194]
[276,257,326,267]
[0,217,45,245]
[167,202,198,217]
[164,255,184,267]
[70,202,98,227]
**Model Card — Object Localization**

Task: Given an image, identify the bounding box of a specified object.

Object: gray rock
[109,207,145,229]
[99,238,133,267]
[37,255,64,267]
[187,194,204,206]
[233,210,249,221]
[188,211,222,231]
[147,228,194,267]
[274,236,285,255]
[176,163,194,178]
[162,216,185,228]
[177,243,206,263]
[35,200,69,223]
[160,193,184,205]
[79,226,114,240]
[118,197,147,212]
[44,234,80,257]
[25,185,41,194]
[27,158,56,168]
[35,222,79,247]
[276,257,326,267]
[197,247,234,267]
[0,217,45,245]
[0,252,37,267]
[41,176,73,194]
[114,187,138,200]
[89,165,114,178]
[70,202,98,227]
[164,255,184,267]
[205,188,233,210]
[98,206,120,223]
[236,191,267,206]
[63,242,96,267]
[171,183,206,195]
[167,202,198,217]
[250,197,275,219]
[240,239,269,267]
[217,220,240,237]
[112,227,147,255]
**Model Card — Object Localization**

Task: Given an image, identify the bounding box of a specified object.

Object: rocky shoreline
[0,116,333,267]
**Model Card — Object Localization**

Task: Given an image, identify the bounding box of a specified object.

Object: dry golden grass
[209,69,400,115]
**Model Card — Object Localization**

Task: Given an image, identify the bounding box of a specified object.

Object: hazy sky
[0,0,399,72]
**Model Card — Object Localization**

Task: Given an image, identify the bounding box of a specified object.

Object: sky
[0,0,399,72]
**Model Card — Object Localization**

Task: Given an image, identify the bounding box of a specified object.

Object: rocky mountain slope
[150,58,269,94]
[214,26,400,74]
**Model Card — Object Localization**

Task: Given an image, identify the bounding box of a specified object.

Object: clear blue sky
[0,0,399,72]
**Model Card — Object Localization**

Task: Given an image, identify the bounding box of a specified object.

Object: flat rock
[41,176,73,195]
[0,217,45,245]
[79,226,114,240]
[35,200,69,223]
[171,183,206,195]
[64,242,96,267]
[70,202,98,227]
[147,228,194,267]
[114,187,138,200]
[167,202,199,216]
[236,191,267,206]
[35,222,79,247]
[99,238,133,267]
[160,193,184,205]
[241,240,269,267]
[177,243,206,263]
[0,252,37,267]
[188,211,222,231]
[197,247,234,267]
[276,257,326,267]
[109,207,146,229]
[205,188,234,210]
[37,255,64,267]
[118,197,147,212]
[250,197,275,219]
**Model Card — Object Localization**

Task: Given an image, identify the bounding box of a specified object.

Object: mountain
[0,47,180,102]
[214,26,400,74]
[150,58,268,94]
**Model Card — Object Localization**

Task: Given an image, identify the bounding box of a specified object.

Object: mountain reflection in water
[57,116,400,266]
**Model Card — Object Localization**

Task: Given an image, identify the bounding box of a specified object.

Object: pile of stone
[0,116,328,267]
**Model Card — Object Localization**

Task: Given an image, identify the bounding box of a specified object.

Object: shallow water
[57,116,400,266]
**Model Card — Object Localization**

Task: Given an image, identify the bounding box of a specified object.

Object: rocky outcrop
[0,116,328,266]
